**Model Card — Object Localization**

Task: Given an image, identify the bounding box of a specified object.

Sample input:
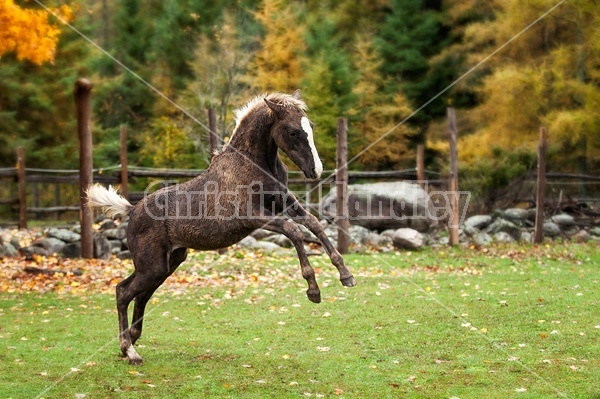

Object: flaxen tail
[86,184,132,218]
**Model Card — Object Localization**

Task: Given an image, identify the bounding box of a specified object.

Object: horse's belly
[174,225,253,251]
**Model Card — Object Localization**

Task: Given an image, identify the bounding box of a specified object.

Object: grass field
[1,242,598,398]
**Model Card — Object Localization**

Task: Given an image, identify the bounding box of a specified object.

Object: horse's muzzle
[304,169,319,180]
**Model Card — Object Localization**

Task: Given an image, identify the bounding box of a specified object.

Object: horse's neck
[227,122,280,173]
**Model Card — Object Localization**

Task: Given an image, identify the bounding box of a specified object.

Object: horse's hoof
[125,346,143,365]
[340,276,356,287]
[307,290,321,303]
[128,357,143,366]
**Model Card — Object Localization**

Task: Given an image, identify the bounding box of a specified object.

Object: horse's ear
[292,89,301,100]
[264,98,286,119]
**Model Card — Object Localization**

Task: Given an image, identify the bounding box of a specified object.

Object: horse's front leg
[285,194,356,288]
[248,216,321,303]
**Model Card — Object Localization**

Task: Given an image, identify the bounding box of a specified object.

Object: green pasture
[1,243,598,398]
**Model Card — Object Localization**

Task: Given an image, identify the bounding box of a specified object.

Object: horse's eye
[291,131,299,137]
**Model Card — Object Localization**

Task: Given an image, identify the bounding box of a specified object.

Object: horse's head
[265,91,323,179]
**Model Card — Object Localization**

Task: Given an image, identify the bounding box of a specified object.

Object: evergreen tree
[349,34,415,170]
[376,0,451,141]
[301,9,357,169]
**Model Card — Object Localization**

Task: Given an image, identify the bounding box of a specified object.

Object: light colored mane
[234,92,307,128]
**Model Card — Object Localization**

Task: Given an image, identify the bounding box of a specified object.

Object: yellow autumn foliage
[247,0,305,92]
[0,0,72,65]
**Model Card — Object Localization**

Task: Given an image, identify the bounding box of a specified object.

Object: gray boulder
[543,222,561,238]
[46,228,81,243]
[590,227,600,237]
[21,245,49,257]
[9,237,20,250]
[93,234,112,260]
[239,236,259,248]
[239,235,282,252]
[298,224,319,243]
[253,241,282,252]
[392,228,424,250]
[366,232,391,248]
[571,229,589,243]
[463,225,480,237]
[464,215,492,230]
[520,231,533,243]
[493,232,515,243]
[484,218,521,239]
[501,208,529,222]
[0,242,18,258]
[108,239,123,253]
[550,214,576,226]
[349,225,372,245]
[320,182,438,232]
[380,229,396,239]
[473,232,493,246]
[103,228,127,240]
[98,219,117,231]
[116,250,132,260]
[33,237,66,254]
[62,242,81,258]
[263,234,293,248]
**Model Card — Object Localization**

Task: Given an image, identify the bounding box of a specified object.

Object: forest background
[1,0,599,207]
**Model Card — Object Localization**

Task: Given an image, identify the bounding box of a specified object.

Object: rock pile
[0,218,131,260]
[0,205,597,259]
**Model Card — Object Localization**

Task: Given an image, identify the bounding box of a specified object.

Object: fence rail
[0,160,444,224]
[1,157,598,228]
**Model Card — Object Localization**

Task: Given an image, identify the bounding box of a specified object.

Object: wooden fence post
[120,125,129,200]
[448,108,460,246]
[416,144,425,185]
[533,127,547,244]
[336,117,350,254]
[208,108,218,157]
[75,78,94,259]
[17,147,27,230]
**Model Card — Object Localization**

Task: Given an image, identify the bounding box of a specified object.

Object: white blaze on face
[301,116,323,178]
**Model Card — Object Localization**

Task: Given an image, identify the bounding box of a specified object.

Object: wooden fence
[0,152,441,225]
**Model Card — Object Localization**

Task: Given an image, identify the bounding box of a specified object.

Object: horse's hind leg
[116,272,145,365]
[117,247,176,365]
[129,248,188,346]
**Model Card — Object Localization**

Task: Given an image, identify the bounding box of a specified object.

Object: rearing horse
[87,91,356,365]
